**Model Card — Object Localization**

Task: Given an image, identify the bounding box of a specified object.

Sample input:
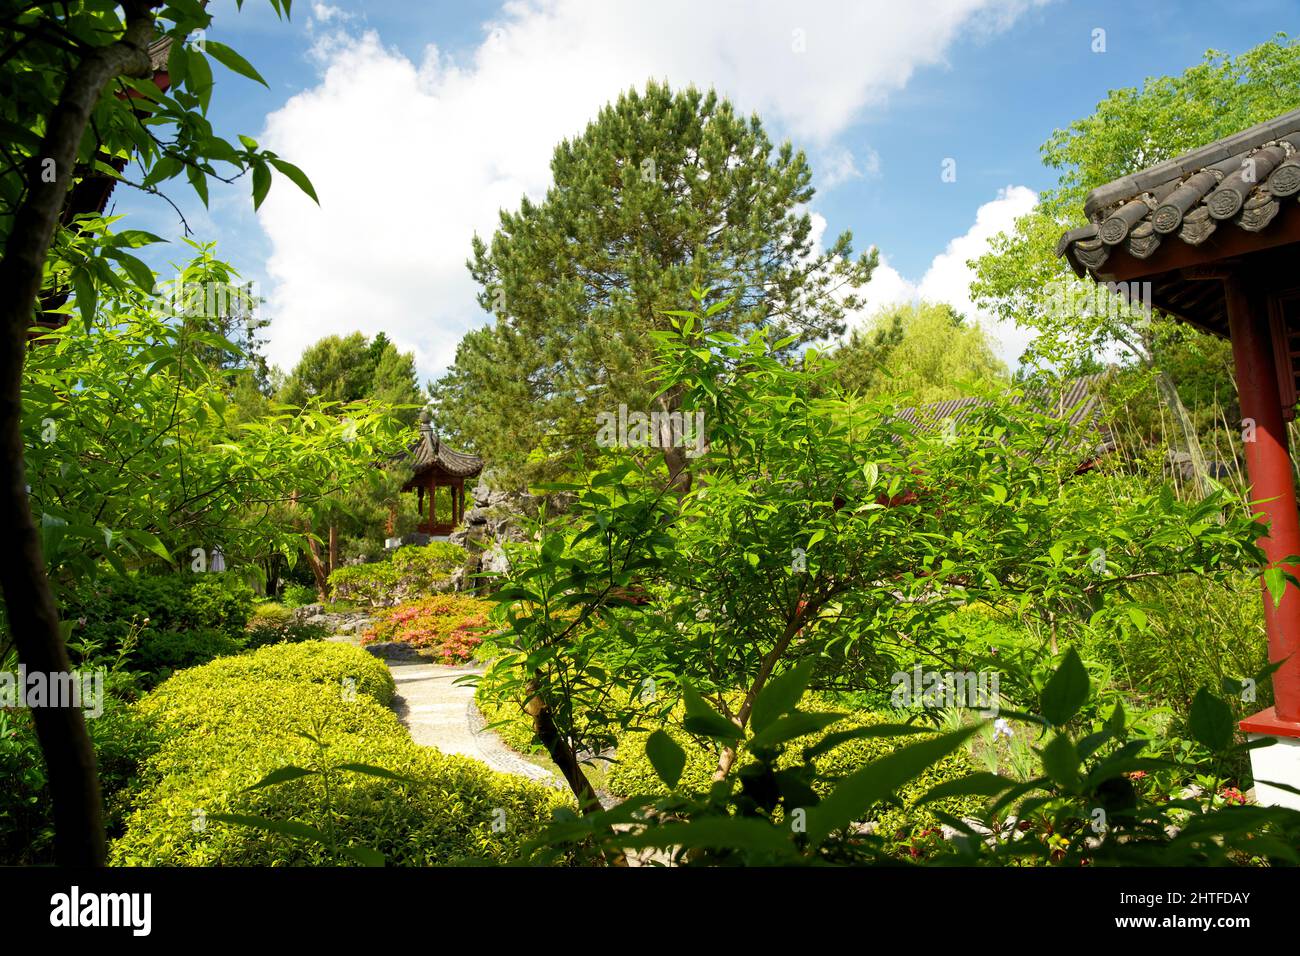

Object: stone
[481,545,510,576]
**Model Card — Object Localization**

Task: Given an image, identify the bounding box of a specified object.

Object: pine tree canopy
[431,81,877,485]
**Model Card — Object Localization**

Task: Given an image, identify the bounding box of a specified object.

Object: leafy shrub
[184,642,396,704]
[327,542,465,607]
[63,573,255,659]
[474,686,539,754]
[1,695,159,865]
[605,706,979,841]
[1086,572,1271,718]
[133,627,244,674]
[111,643,567,865]
[280,584,318,608]
[327,562,398,606]
[362,595,492,664]
[244,603,328,650]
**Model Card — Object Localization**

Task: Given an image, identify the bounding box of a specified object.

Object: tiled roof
[1057,108,1300,280]
[403,426,484,480]
[894,373,1113,452]
[147,35,172,72]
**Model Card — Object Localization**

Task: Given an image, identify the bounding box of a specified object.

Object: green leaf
[333,763,423,786]
[617,817,795,856]
[251,161,271,210]
[681,685,741,742]
[339,844,387,867]
[747,710,843,750]
[749,659,815,734]
[803,722,930,760]
[242,765,317,791]
[806,725,977,846]
[1039,733,1080,790]
[142,154,182,188]
[1040,647,1089,726]
[268,157,320,204]
[644,730,686,789]
[1264,566,1287,608]
[208,812,328,844]
[70,268,96,326]
[916,771,1017,806]
[104,250,155,293]
[187,46,213,111]
[129,530,173,563]
[1189,687,1235,752]
[204,40,269,86]
[186,163,209,207]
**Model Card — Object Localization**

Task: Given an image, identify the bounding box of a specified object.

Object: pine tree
[431,81,876,486]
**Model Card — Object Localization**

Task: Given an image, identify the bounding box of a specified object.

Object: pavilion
[1058,107,1300,808]
[398,412,483,537]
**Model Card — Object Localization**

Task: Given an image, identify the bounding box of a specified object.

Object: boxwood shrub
[111,643,569,865]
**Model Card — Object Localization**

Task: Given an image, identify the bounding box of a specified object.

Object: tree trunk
[655,385,694,495]
[524,681,601,812]
[304,534,329,601]
[713,596,822,781]
[328,523,338,579]
[523,680,627,866]
[0,4,155,867]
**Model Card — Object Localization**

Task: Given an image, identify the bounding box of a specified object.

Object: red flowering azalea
[362,595,493,664]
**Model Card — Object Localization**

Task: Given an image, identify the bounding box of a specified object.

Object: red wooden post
[1225,276,1300,732]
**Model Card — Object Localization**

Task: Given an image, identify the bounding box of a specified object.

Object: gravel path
[386,660,558,786]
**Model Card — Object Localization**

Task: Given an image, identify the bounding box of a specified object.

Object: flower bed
[361,595,493,663]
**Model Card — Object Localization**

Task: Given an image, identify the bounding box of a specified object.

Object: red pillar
[1226,276,1300,732]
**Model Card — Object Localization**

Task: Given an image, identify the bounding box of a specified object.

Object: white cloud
[817,144,881,190]
[848,184,1038,366]
[257,0,1044,380]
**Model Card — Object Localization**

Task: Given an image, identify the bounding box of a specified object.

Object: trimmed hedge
[111,643,569,866]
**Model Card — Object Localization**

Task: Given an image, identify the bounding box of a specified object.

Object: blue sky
[112,0,1298,381]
